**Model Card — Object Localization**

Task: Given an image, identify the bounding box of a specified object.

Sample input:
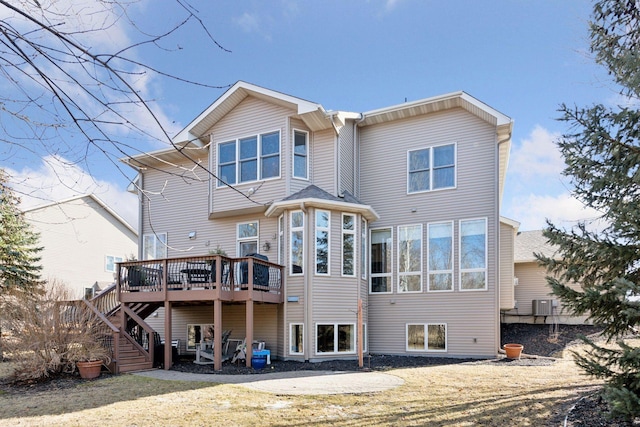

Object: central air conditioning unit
[532,299,555,316]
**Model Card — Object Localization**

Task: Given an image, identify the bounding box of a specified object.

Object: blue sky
[4,0,615,231]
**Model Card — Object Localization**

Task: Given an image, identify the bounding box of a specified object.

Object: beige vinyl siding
[339,122,355,195]
[209,96,291,216]
[499,222,516,310]
[311,129,336,193]
[24,196,137,299]
[359,108,500,357]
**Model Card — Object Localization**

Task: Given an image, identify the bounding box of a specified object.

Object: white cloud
[507,192,602,232]
[7,155,138,230]
[508,125,565,180]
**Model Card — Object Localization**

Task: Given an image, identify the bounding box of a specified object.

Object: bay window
[290,211,304,275]
[342,214,355,276]
[315,210,330,275]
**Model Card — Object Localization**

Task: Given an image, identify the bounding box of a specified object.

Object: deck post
[245,299,254,367]
[214,299,222,370]
[164,300,172,370]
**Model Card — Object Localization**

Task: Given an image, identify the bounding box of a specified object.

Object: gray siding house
[120,81,515,367]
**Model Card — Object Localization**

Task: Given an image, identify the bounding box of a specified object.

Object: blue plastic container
[251,355,267,370]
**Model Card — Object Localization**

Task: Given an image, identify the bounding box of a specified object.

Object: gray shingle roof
[282,185,367,206]
[514,230,558,263]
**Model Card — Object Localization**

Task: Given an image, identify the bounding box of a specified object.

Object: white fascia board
[265,198,380,222]
[500,216,521,230]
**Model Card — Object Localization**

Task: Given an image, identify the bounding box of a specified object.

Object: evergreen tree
[537,0,640,421]
[0,169,43,360]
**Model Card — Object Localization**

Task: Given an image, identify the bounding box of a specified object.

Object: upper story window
[290,211,304,275]
[370,228,392,293]
[105,255,123,273]
[460,218,487,291]
[342,214,355,277]
[398,224,422,292]
[218,131,280,186]
[143,233,167,260]
[237,221,258,256]
[293,130,308,180]
[408,143,456,193]
[315,210,330,275]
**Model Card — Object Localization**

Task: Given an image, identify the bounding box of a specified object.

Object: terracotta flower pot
[77,360,103,379]
[504,343,524,359]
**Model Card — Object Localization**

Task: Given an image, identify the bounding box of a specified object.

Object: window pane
[371,229,391,274]
[156,234,167,259]
[371,276,390,293]
[316,211,329,228]
[294,155,306,178]
[343,233,354,275]
[433,144,454,167]
[261,155,279,179]
[291,230,303,274]
[261,132,279,155]
[429,273,452,291]
[399,225,421,273]
[316,230,329,274]
[294,131,307,154]
[317,325,334,352]
[409,149,429,171]
[407,324,424,350]
[219,141,236,163]
[427,324,446,350]
[238,223,258,238]
[461,220,486,269]
[338,325,354,352]
[433,166,454,189]
[290,324,303,354]
[239,137,257,160]
[240,159,257,182]
[399,275,421,292]
[429,223,452,271]
[462,271,486,290]
[220,164,236,185]
[343,215,354,230]
[409,170,429,192]
[240,241,257,256]
[292,211,304,228]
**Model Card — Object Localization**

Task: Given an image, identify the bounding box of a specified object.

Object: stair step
[119,355,148,364]
[118,362,154,373]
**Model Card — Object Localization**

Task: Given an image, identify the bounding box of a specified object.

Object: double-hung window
[315,210,330,275]
[370,228,392,293]
[217,131,280,186]
[290,211,304,275]
[460,218,487,291]
[342,214,355,276]
[427,222,453,291]
[237,222,258,256]
[143,233,167,260]
[398,224,422,292]
[408,143,456,193]
[293,130,308,179]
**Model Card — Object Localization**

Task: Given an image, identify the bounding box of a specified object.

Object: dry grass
[0,351,603,427]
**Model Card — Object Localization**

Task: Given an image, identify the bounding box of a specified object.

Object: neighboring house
[115,81,516,369]
[501,229,589,325]
[24,194,138,299]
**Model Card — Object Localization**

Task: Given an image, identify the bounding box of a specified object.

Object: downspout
[495,126,513,355]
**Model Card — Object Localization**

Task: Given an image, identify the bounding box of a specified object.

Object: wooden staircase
[88,285,163,374]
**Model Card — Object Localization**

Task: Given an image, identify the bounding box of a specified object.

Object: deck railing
[116,254,284,297]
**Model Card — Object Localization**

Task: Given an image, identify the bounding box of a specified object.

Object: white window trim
[397,224,423,293]
[237,221,259,256]
[427,221,454,293]
[105,255,123,273]
[290,210,304,276]
[459,217,488,292]
[406,323,448,352]
[315,323,357,355]
[278,214,284,265]
[289,323,304,355]
[216,129,281,187]
[361,218,367,280]
[292,129,309,181]
[341,213,356,277]
[315,209,330,276]
[406,142,457,194]
[369,227,393,294]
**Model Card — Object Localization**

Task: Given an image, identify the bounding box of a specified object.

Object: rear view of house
[107,81,514,371]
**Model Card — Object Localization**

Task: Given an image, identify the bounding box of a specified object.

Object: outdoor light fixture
[262,241,271,251]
